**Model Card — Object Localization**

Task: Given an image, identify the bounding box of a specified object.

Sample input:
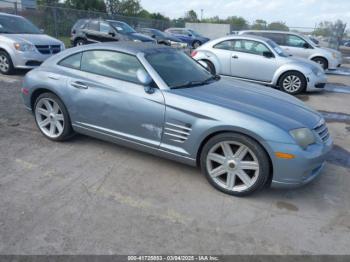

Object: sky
[140,0,350,28]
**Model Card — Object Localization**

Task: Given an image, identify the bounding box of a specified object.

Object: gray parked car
[21,43,332,196]
[0,12,64,74]
[192,35,327,95]
[240,30,342,70]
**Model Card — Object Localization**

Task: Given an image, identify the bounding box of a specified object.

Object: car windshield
[267,40,289,57]
[152,29,167,37]
[0,15,41,34]
[305,36,319,47]
[146,50,214,88]
[109,21,136,34]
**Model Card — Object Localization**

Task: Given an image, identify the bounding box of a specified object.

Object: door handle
[232,55,239,59]
[71,81,88,89]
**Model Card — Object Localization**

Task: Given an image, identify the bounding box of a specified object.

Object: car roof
[213,34,272,43]
[241,30,300,35]
[62,42,174,57]
[0,12,22,18]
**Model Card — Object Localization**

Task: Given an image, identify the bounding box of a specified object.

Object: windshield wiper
[171,75,220,89]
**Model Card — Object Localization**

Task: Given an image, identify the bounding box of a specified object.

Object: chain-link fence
[0,0,347,50]
[0,1,173,46]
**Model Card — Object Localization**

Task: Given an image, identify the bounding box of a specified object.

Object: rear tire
[0,51,14,75]
[200,132,270,197]
[312,57,328,70]
[278,71,306,95]
[192,40,201,49]
[34,92,74,141]
[201,60,216,75]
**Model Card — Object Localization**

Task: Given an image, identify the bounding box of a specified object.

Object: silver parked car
[192,35,327,95]
[21,43,332,196]
[240,30,342,70]
[0,12,64,74]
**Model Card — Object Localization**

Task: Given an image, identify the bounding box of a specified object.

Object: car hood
[286,56,323,70]
[127,32,155,42]
[4,34,62,45]
[318,46,341,56]
[165,35,184,42]
[169,79,322,131]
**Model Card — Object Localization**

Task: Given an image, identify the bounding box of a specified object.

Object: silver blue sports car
[21,42,333,196]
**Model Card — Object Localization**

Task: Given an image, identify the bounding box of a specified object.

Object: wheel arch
[195,52,221,74]
[275,69,307,87]
[30,87,62,110]
[310,56,329,68]
[196,129,274,186]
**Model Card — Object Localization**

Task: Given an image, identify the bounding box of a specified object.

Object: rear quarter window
[58,52,82,70]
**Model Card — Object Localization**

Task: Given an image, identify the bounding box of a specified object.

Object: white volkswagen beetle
[191,35,327,95]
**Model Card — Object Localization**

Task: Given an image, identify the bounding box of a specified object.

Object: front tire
[200,133,270,196]
[312,57,328,70]
[34,92,74,141]
[278,71,306,95]
[201,60,216,75]
[0,51,14,75]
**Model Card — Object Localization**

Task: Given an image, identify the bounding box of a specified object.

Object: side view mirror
[263,51,274,58]
[303,42,311,49]
[188,34,193,37]
[109,31,116,37]
[137,69,153,87]
[151,34,156,38]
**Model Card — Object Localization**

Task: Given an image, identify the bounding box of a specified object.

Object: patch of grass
[58,36,72,48]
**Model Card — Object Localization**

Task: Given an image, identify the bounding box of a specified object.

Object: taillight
[191,50,197,57]
[21,88,29,95]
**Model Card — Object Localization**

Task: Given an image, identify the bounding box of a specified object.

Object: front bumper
[328,56,343,70]
[263,137,333,188]
[306,72,327,91]
[12,51,57,69]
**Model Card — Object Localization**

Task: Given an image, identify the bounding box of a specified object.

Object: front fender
[271,63,312,86]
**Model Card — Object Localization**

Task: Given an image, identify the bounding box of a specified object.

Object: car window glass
[58,52,82,69]
[214,40,235,51]
[233,40,270,56]
[264,33,285,45]
[100,22,111,34]
[87,20,99,31]
[286,35,307,48]
[81,50,144,83]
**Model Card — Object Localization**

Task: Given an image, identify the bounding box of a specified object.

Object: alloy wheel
[282,75,302,93]
[0,54,9,73]
[206,141,260,192]
[35,98,65,138]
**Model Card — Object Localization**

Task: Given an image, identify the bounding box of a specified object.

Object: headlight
[14,42,36,52]
[289,128,316,149]
[132,39,142,42]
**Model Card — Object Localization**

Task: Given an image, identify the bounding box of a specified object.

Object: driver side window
[286,35,307,48]
[99,22,112,34]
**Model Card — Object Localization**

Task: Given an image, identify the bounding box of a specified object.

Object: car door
[230,39,278,82]
[98,21,118,42]
[62,50,165,148]
[83,20,101,43]
[211,40,236,75]
[283,34,313,58]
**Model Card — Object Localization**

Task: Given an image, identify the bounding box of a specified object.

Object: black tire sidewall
[34,92,73,141]
[279,71,307,95]
[312,57,328,70]
[0,51,14,75]
[200,132,270,196]
[192,41,201,48]
[203,60,216,75]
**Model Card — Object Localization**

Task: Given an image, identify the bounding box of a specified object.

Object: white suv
[240,30,342,70]
[0,12,64,74]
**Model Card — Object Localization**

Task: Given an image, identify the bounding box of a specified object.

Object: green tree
[251,19,267,30]
[267,21,289,31]
[225,16,248,30]
[184,10,198,22]
[106,0,142,16]
[65,0,106,12]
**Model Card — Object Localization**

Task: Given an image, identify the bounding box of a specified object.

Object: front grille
[313,120,330,143]
[25,60,42,66]
[35,45,61,55]
[315,83,326,88]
